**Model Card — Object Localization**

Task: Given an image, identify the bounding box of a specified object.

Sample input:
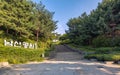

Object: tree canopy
[66,0,120,47]
[0,0,57,44]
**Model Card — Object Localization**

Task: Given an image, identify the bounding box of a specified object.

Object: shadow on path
[2,60,120,75]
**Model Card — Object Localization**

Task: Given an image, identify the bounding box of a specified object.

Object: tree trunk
[19,31,21,39]
[89,38,92,45]
[36,30,39,42]
[6,28,8,34]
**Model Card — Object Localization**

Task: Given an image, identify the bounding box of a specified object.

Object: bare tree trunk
[36,30,39,42]
[112,27,115,46]
[6,28,8,34]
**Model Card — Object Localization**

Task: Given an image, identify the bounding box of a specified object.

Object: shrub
[85,54,120,61]
[0,46,44,64]
[84,54,97,59]
[113,36,120,46]
[92,36,120,47]
[44,44,56,57]
[94,47,112,54]
[92,35,111,47]
[93,47,120,54]
[112,55,120,61]
[0,38,4,47]
[113,47,120,51]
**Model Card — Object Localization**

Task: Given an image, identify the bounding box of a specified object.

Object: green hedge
[68,44,120,61]
[93,47,120,54]
[84,54,120,61]
[0,46,44,64]
[84,47,120,61]
[92,36,120,47]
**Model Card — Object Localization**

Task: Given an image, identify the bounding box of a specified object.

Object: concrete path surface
[0,45,120,75]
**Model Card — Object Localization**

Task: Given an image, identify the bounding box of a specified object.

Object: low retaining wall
[63,44,85,54]
[0,62,10,68]
[64,44,95,55]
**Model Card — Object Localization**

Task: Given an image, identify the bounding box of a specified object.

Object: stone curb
[63,44,85,54]
[0,62,11,68]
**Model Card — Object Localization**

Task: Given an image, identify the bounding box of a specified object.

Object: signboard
[4,40,37,49]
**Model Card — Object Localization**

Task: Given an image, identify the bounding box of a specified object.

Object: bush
[94,47,112,54]
[44,43,56,57]
[0,46,44,64]
[113,36,120,46]
[92,36,111,47]
[84,54,97,59]
[92,36,120,47]
[113,47,120,51]
[93,47,120,54]
[0,38,4,47]
[85,54,120,61]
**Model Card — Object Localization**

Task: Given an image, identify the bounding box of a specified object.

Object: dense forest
[64,0,120,47]
[0,0,57,48]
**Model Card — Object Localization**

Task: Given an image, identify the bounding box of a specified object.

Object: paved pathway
[1,45,120,75]
[52,45,83,61]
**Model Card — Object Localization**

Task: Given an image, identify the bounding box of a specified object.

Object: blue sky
[32,0,102,34]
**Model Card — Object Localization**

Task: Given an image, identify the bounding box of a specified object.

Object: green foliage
[0,38,4,47]
[59,34,68,41]
[0,46,44,64]
[82,46,120,61]
[92,36,111,47]
[69,44,120,61]
[0,1,57,63]
[94,47,112,54]
[59,34,71,44]
[85,54,120,61]
[0,0,57,45]
[66,0,120,46]
[44,43,56,57]
[92,36,120,47]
